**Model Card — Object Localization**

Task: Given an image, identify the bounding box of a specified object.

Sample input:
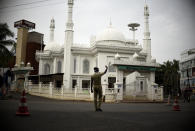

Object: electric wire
[0,0,58,10]
[0,1,65,13]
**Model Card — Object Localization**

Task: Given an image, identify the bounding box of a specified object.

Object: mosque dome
[96,25,126,42]
[44,41,61,52]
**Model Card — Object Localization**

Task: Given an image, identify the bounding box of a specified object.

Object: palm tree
[172,60,181,96]
[0,23,16,68]
[163,61,173,95]
[156,60,180,97]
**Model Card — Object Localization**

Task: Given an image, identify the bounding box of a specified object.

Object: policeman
[91,65,108,112]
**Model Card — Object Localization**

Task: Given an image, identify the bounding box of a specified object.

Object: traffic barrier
[16,90,30,116]
[173,96,180,111]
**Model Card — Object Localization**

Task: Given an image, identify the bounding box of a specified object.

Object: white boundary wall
[26,81,117,102]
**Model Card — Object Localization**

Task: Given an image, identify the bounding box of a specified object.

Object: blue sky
[0,0,195,63]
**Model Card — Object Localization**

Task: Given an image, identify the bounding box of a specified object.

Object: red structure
[8,31,45,75]
[25,31,45,75]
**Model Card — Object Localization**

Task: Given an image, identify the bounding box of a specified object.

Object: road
[0,92,195,131]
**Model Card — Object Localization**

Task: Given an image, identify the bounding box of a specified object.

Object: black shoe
[95,109,98,112]
[98,108,103,112]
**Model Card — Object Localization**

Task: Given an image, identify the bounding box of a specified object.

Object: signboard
[118,65,156,71]
[14,20,35,29]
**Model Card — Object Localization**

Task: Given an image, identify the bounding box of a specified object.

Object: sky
[0,0,195,64]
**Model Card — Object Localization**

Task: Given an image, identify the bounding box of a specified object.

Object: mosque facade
[36,0,163,101]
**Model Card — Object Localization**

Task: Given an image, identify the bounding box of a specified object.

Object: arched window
[44,63,50,75]
[83,59,89,74]
[57,61,62,73]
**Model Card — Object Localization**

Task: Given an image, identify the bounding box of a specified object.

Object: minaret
[109,17,112,27]
[143,0,151,62]
[49,18,55,42]
[63,0,74,88]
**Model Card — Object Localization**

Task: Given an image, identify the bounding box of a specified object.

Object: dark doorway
[72,79,77,88]
[140,81,143,91]
[123,77,126,92]
[108,77,116,88]
[56,81,61,88]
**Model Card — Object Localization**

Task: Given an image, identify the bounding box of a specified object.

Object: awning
[118,65,157,71]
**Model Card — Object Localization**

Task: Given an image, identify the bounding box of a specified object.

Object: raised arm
[103,65,108,74]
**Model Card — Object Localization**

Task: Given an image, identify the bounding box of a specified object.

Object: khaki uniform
[91,72,104,110]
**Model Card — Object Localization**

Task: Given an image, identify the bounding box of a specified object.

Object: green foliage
[155,60,180,96]
[0,23,16,68]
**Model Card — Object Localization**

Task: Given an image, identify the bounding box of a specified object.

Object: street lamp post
[39,35,43,84]
[128,23,140,45]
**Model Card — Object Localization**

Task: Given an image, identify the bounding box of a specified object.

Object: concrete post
[49,82,53,96]
[39,82,42,94]
[61,86,64,96]
[116,68,124,101]
[74,84,78,99]
[39,59,43,75]
[152,85,154,101]
[160,86,164,101]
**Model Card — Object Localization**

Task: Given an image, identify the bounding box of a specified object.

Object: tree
[155,60,180,97]
[0,23,16,68]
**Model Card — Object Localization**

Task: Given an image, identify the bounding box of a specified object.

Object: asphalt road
[0,92,195,131]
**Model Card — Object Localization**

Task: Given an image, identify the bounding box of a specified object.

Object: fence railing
[26,82,116,101]
[105,88,116,94]
[15,81,164,101]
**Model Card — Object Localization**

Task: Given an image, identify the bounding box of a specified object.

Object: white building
[180,48,195,94]
[36,0,162,101]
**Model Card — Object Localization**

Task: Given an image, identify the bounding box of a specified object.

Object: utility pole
[39,35,43,84]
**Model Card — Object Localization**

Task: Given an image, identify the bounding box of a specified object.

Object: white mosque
[35,0,163,101]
